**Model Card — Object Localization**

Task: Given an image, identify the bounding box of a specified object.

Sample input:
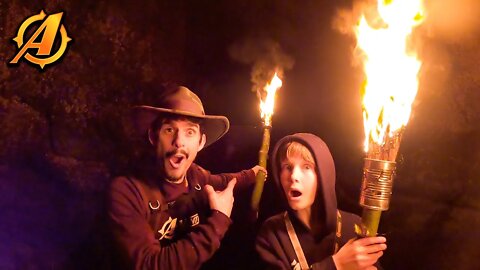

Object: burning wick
[251,72,282,213]
[354,0,425,237]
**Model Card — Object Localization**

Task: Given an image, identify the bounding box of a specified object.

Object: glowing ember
[260,72,282,126]
[356,0,425,152]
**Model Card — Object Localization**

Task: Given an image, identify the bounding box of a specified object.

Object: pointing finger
[226,178,237,192]
[204,185,215,195]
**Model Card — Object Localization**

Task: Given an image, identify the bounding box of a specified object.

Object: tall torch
[251,72,282,213]
[354,0,425,237]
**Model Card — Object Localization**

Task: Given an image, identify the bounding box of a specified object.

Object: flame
[356,0,425,152]
[260,72,282,126]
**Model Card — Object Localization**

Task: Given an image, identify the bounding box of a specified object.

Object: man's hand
[204,178,237,217]
[251,165,267,177]
[332,236,387,270]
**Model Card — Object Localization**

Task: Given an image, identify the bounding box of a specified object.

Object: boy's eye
[304,162,316,170]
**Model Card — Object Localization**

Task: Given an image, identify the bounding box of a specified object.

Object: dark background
[1,0,480,269]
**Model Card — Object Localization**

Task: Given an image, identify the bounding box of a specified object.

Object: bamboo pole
[251,125,271,212]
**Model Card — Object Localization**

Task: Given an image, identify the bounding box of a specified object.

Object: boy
[256,133,386,269]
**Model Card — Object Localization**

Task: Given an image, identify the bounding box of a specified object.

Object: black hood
[271,133,337,236]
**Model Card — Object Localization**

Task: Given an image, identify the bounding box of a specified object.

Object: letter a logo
[9,10,72,69]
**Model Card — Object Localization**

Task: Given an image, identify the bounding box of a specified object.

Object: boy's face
[280,152,317,212]
[149,118,206,182]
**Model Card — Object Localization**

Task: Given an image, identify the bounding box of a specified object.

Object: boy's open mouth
[290,190,302,198]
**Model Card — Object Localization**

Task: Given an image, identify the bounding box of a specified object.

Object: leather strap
[284,212,310,270]
[128,176,167,231]
[334,210,342,253]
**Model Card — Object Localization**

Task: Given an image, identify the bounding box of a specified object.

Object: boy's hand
[332,236,387,270]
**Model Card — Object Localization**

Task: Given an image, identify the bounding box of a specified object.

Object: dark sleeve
[257,223,337,270]
[199,166,256,190]
[255,224,288,270]
[325,211,383,270]
[311,257,337,270]
[107,177,232,270]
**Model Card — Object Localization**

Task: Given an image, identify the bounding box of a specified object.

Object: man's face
[149,118,206,182]
[280,153,317,212]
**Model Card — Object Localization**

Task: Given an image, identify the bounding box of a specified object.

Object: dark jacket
[256,133,363,269]
[107,163,255,270]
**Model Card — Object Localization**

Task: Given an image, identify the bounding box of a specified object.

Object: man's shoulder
[187,163,212,181]
[110,175,138,187]
[189,163,209,174]
[106,176,145,213]
[109,175,131,188]
[338,210,362,240]
[108,175,148,195]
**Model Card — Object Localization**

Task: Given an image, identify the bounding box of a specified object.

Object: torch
[251,72,282,213]
[354,0,425,237]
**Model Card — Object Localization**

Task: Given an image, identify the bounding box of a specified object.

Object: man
[256,133,386,269]
[107,85,264,269]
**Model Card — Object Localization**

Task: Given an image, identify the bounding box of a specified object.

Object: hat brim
[132,106,230,147]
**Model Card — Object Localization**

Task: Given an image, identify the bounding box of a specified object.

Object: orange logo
[9,10,72,69]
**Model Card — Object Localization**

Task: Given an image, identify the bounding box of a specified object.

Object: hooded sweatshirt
[108,163,255,270]
[256,133,362,270]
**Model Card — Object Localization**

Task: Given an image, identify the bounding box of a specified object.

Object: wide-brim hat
[132,86,230,147]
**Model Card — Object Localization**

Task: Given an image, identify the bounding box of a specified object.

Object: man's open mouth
[169,154,185,168]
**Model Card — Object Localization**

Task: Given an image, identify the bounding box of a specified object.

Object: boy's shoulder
[337,210,362,241]
[338,210,361,224]
[259,212,287,233]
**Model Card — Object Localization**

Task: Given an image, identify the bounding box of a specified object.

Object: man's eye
[186,129,196,136]
[163,127,174,133]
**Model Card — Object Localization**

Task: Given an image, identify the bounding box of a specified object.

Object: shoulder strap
[128,177,167,228]
[334,210,342,253]
[284,212,310,270]
[188,164,207,190]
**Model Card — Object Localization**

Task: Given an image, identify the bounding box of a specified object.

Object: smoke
[228,37,294,100]
[331,0,369,37]
[330,0,384,68]
[423,0,480,44]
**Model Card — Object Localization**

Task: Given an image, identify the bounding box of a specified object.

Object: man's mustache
[165,149,189,159]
